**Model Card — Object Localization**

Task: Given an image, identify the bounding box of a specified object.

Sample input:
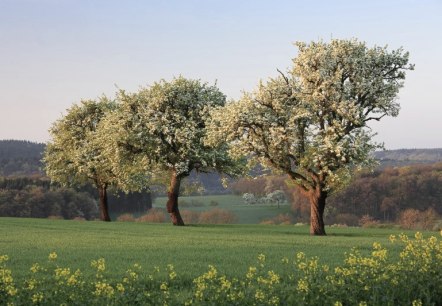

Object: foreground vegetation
[2,218,442,305]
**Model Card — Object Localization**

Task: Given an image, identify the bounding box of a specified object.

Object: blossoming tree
[105,77,244,225]
[208,39,413,235]
[44,98,118,221]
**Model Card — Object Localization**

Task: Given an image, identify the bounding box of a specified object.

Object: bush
[116,213,135,222]
[419,208,439,230]
[398,208,439,230]
[136,209,167,223]
[72,217,86,221]
[334,213,359,226]
[198,208,237,224]
[180,210,200,224]
[261,213,293,225]
[359,215,380,228]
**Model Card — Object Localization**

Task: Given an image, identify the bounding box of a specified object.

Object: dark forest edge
[0,140,441,230]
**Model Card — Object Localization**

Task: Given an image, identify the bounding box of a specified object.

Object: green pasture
[152,194,291,224]
[0,217,422,285]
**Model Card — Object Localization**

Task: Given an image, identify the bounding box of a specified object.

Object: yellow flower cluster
[93,281,114,298]
[48,252,57,261]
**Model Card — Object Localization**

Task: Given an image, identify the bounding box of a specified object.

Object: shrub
[334,213,359,226]
[72,217,86,221]
[419,208,439,230]
[260,220,276,225]
[198,208,237,224]
[359,214,380,228]
[116,213,135,222]
[136,209,167,223]
[261,213,293,225]
[180,210,201,224]
[398,208,439,230]
[398,208,420,229]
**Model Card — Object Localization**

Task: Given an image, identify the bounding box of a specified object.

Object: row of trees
[233,163,442,226]
[0,186,98,220]
[44,39,413,235]
[0,176,153,219]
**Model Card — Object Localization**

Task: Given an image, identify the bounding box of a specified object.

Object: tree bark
[98,184,111,222]
[166,170,185,226]
[309,188,327,235]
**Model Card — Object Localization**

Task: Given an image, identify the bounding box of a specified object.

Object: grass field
[1,217,419,284]
[152,194,291,224]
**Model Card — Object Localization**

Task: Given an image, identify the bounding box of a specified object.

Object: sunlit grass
[152,194,291,224]
[2,218,441,305]
[1,217,420,284]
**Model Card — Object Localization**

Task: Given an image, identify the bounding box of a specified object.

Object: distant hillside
[1,139,442,190]
[374,148,442,167]
[0,140,45,176]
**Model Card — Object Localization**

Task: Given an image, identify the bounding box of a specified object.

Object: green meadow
[1,217,415,283]
[2,217,442,305]
[151,194,291,224]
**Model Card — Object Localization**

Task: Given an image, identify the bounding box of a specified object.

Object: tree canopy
[44,97,117,221]
[101,76,245,225]
[208,39,413,235]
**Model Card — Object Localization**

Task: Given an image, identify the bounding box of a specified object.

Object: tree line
[231,163,442,226]
[0,176,152,220]
[42,38,413,235]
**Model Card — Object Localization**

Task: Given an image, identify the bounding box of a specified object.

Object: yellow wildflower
[254,289,265,302]
[412,300,423,306]
[160,282,168,291]
[0,255,9,263]
[297,278,309,293]
[30,263,40,273]
[48,252,57,261]
[31,292,44,303]
[116,283,125,293]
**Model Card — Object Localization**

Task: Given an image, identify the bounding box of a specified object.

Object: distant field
[0,217,422,284]
[152,194,291,224]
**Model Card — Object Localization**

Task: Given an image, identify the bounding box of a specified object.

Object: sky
[0,0,441,149]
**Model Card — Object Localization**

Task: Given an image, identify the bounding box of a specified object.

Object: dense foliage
[100,77,245,225]
[43,98,129,221]
[1,232,441,305]
[328,163,442,222]
[0,177,152,219]
[0,177,98,220]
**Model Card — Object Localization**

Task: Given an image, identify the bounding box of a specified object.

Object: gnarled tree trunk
[98,184,111,222]
[309,188,327,235]
[166,170,185,226]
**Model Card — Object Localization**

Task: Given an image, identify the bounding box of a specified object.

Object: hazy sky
[0,0,441,149]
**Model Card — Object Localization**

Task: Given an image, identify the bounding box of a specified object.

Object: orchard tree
[44,98,118,221]
[104,77,244,225]
[209,39,413,235]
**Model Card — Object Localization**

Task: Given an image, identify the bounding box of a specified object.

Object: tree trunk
[309,188,327,235]
[98,185,111,222]
[166,170,185,226]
